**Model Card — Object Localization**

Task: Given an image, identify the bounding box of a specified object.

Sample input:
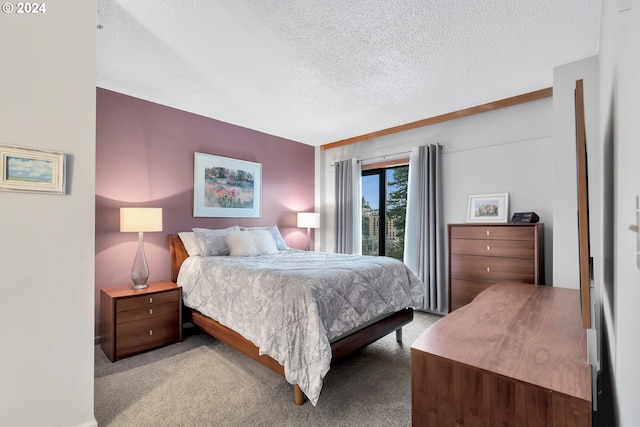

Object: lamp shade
[120,208,163,232]
[297,212,320,229]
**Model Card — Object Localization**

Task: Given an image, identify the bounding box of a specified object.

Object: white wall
[0,2,97,426]
[319,97,555,284]
[599,1,640,425]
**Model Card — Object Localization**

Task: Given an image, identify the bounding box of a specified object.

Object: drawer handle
[486,230,490,236]
[486,245,491,251]
[487,267,491,272]
[149,297,153,304]
[149,330,153,336]
[149,308,153,315]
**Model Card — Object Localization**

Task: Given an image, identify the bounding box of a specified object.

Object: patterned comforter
[177,249,424,405]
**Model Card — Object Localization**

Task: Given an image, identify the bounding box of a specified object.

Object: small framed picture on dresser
[466,193,509,223]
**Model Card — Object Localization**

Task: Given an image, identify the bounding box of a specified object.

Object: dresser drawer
[116,289,180,312]
[450,279,494,311]
[116,313,180,357]
[450,254,535,283]
[450,226,534,241]
[116,302,178,324]
[450,238,534,258]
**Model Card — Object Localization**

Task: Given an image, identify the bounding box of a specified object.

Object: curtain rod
[358,151,412,164]
[331,144,444,167]
[358,143,443,164]
[329,151,411,167]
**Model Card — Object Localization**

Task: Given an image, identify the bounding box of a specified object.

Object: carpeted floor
[94,311,441,427]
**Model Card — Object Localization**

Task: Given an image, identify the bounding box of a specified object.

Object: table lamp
[120,207,163,289]
[297,212,320,251]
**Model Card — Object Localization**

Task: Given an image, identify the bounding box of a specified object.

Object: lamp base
[130,231,150,290]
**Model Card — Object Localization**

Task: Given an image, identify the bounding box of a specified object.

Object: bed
[168,228,423,406]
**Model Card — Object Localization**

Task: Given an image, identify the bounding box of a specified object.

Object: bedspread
[178,249,423,405]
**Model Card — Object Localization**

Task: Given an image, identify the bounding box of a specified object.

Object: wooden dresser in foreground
[101,281,182,362]
[449,223,544,311]
[411,282,591,427]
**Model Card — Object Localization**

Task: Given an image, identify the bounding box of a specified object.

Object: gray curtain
[334,159,362,254]
[403,144,445,313]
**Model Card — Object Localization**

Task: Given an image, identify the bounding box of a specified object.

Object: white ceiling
[96,1,602,147]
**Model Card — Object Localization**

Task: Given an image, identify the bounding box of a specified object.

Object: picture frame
[193,152,262,218]
[466,193,509,223]
[0,145,66,194]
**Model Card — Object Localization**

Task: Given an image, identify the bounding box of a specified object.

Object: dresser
[101,281,182,362]
[411,282,592,427]
[448,223,544,311]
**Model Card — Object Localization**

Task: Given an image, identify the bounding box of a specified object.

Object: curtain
[404,144,445,313]
[334,158,362,254]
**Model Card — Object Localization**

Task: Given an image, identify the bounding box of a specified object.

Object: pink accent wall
[95,88,315,337]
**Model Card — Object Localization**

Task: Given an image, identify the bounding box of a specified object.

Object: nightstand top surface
[100,280,179,298]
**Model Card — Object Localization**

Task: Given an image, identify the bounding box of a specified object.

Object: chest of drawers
[101,281,182,362]
[448,223,544,311]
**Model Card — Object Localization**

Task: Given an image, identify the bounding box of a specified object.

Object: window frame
[361,158,409,257]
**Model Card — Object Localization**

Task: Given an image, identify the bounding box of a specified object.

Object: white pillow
[178,232,202,256]
[240,225,288,250]
[193,226,240,256]
[226,230,278,257]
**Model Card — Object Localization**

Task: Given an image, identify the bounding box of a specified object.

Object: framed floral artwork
[193,152,262,218]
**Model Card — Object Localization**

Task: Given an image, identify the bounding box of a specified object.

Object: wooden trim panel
[321,88,552,150]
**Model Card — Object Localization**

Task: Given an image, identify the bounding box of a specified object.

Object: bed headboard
[168,234,189,283]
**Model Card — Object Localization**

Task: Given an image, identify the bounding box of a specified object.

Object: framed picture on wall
[0,145,66,194]
[466,193,509,223]
[193,152,262,218]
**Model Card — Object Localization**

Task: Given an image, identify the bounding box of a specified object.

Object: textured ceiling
[96,0,602,146]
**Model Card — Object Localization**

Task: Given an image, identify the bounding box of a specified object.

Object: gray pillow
[192,226,241,256]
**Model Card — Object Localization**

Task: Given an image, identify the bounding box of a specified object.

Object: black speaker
[511,212,539,223]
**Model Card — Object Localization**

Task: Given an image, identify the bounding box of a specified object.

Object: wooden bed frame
[168,234,413,405]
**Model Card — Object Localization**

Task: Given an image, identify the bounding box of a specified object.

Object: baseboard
[76,416,98,427]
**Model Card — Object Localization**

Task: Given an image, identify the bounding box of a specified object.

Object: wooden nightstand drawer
[116,290,180,312]
[116,313,181,358]
[116,302,178,324]
[450,254,535,283]
[450,238,534,258]
[100,281,183,362]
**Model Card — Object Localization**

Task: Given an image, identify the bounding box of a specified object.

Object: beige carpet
[94,311,441,427]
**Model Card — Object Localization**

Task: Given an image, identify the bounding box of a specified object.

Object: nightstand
[100,281,182,362]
